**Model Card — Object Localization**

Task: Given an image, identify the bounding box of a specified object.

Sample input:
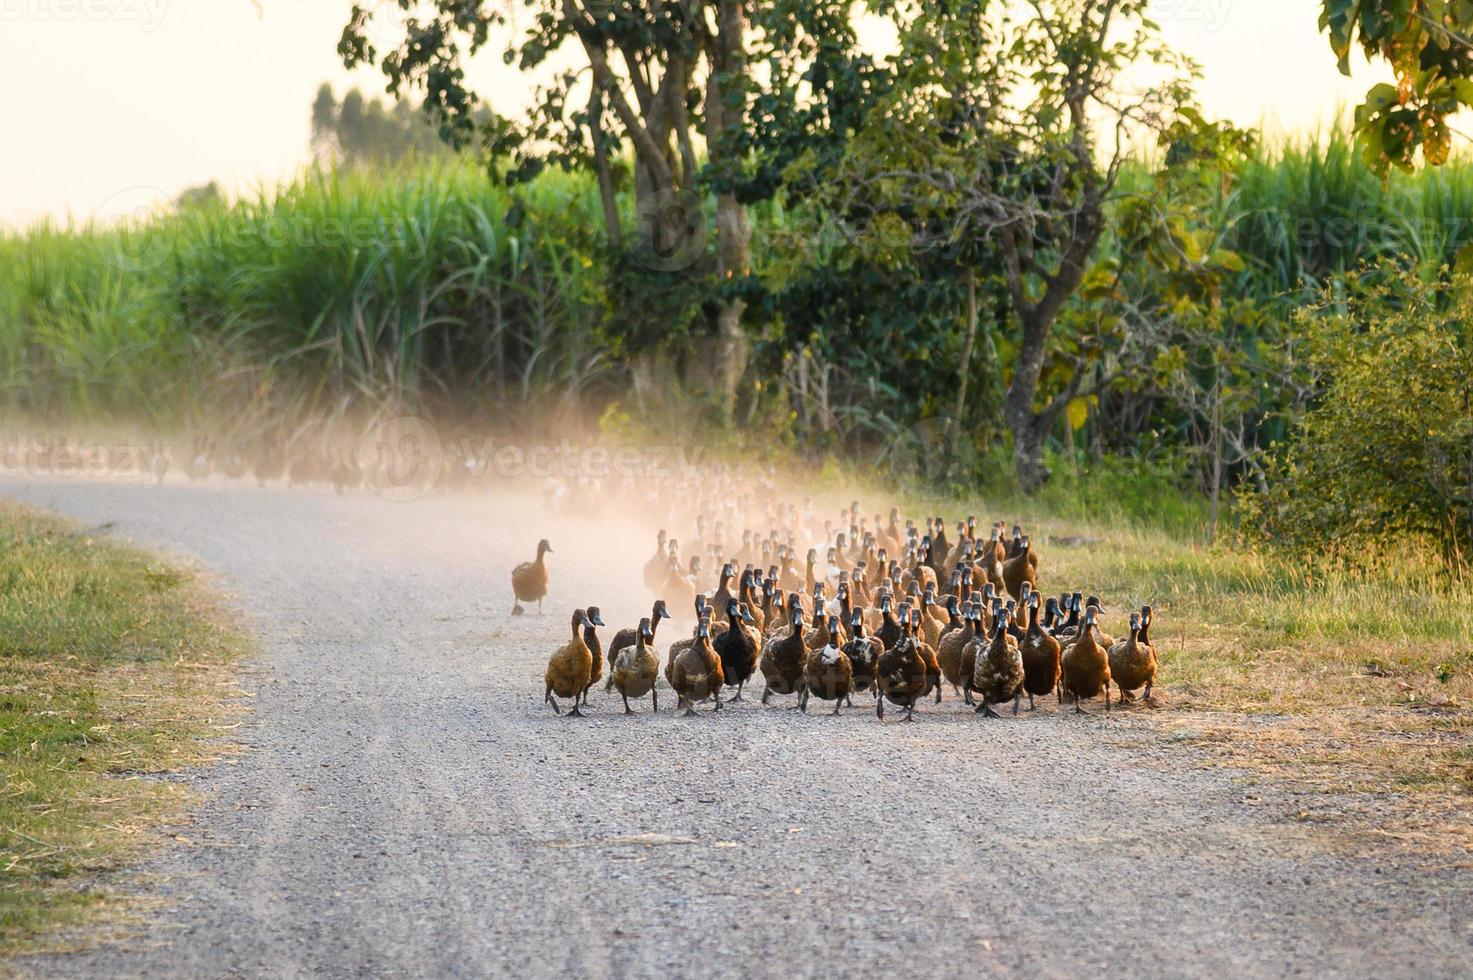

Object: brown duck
[1108,606,1158,704]
[543,608,592,716]
[1019,593,1062,710]
[511,538,553,615]
[668,617,725,716]
[842,610,883,704]
[972,607,1025,717]
[800,620,854,715]
[937,599,978,696]
[759,593,807,704]
[1060,605,1112,713]
[605,599,671,692]
[875,602,927,722]
[611,617,661,713]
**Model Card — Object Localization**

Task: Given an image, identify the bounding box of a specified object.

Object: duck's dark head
[585,606,605,628]
[653,599,671,621]
[639,617,654,641]
[725,597,741,620]
[697,616,711,639]
[738,602,755,625]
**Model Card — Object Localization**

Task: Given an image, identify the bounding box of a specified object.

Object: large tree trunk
[712,192,750,418]
[586,89,621,247]
[947,268,980,466]
[1008,414,1051,493]
[1002,306,1056,492]
[704,0,750,422]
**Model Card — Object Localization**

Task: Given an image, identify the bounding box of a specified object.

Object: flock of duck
[524,489,1160,722]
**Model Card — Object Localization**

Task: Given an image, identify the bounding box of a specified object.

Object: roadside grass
[0,503,246,954]
[900,481,1473,841]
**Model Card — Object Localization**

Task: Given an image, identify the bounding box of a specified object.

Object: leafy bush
[1244,267,1473,568]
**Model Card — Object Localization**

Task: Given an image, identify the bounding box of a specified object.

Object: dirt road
[6,477,1468,978]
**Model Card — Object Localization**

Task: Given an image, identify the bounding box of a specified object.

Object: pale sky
[0,0,1388,230]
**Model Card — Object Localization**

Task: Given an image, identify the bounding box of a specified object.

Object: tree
[794,0,1204,490]
[309,83,456,166]
[338,0,789,419]
[1321,1,1473,174]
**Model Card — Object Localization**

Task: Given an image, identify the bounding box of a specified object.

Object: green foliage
[1320,0,1473,174]
[1244,266,1473,568]
[0,161,622,429]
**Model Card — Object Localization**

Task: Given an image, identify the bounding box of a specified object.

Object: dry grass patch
[0,503,246,955]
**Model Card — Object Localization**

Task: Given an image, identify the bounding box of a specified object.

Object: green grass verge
[0,503,246,954]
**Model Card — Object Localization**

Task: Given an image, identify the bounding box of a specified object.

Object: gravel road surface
[5,476,1469,979]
